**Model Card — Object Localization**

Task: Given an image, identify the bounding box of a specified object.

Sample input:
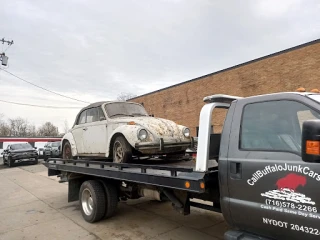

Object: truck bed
[44,158,218,193]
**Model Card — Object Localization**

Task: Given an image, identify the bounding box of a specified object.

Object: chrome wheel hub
[81,188,94,216]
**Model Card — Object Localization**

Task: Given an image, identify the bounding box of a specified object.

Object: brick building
[131,39,320,136]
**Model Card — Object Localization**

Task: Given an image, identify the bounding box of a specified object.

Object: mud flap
[163,189,190,215]
[68,178,83,202]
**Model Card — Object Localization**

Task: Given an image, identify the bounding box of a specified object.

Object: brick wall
[131,41,320,136]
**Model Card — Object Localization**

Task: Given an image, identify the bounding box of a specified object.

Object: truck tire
[79,180,106,223]
[34,157,38,165]
[8,157,15,168]
[62,141,76,160]
[113,136,132,163]
[99,181,118,219]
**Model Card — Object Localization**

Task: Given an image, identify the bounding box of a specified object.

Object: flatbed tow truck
[45,91,320,240]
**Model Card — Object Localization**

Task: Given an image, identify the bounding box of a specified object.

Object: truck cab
[199,92,320,240]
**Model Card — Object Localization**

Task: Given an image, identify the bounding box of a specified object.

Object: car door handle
[230,162,242,179]
[83,127,88,131]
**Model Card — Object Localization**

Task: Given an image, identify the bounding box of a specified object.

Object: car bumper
[44,150,61,157]
[135,137,195,154]
[11,153,38,160]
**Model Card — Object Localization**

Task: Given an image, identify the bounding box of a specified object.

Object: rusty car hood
[114,116,184,138]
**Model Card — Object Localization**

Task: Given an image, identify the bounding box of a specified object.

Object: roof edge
[130,38,320,100]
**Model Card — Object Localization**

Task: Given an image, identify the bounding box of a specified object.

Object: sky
[0,0,319,132]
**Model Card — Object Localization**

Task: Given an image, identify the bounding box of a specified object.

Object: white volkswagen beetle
[61,101,194,163]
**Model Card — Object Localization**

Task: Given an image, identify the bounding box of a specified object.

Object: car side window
[78,110,87,125]
[240,100,320,154]
[86,108,99,123]
[98,107,106,120]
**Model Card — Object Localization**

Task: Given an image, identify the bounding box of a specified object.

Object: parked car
[43,141,62,160]
[61,101,194,163]
[1,143,38,167]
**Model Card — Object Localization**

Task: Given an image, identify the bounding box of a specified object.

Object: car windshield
[51,142,60,147]
[11,143,32,150]
[105,102,148,118]
[309,94,320,104]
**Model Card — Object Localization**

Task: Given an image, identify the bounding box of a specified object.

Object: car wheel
[34,157,39,165]
[8,157,15,168]
[62,141,75,160]
[113,136,132,163]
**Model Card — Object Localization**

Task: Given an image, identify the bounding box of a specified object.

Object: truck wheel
[113,136,132,163]
[79,180,106,223]
[8,157,15,168]
[62,141,75,160]
[99,181,118,219]
[34,157,39,165]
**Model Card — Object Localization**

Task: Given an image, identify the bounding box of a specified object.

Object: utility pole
[1,38,14,66]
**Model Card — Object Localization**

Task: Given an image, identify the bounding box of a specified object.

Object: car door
[71,109,87,154]
[82,107,108,155]
[227,95,320,240]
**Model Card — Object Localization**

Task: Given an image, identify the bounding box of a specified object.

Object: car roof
[72,101,143,127]
[79,101,141,112]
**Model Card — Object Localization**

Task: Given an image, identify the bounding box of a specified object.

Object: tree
[8,117,29,136]
[26,124,37,137]
[0,113,10,136]
[38,122,59,137]
[117,92,137,101]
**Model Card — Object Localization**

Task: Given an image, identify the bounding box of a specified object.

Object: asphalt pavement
[0,158,228,240]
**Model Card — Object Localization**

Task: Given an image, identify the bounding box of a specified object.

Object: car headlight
[138,129,148,140]
[183,127,190,137]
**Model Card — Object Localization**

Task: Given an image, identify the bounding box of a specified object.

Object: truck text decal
[258,172,319,218]
[262,217,320,236]
[247,163,320,186]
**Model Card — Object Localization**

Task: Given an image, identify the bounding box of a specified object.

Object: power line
[0,99,83,109]
[0,68,90,104]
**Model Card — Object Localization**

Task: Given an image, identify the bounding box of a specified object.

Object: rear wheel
[79,180,106,223]
[113,136,132,163]
[99,181,118,219]
[62,141,75,160]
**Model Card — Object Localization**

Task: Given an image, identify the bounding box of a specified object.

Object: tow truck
[45,91,320,240]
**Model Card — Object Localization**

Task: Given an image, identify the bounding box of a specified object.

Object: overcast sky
[0,0,319,132]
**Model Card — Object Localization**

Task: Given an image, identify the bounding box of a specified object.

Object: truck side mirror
[301,119,320,163]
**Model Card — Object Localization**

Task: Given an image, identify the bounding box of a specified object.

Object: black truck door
[226,95,320,240]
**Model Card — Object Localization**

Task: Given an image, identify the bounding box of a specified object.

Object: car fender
[61,132,78,156]
[106,125,154,157]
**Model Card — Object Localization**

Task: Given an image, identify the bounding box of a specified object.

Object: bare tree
[8,117,29,136]
[0,114,10,136]
[38,122,59,137]
[26,124,37,137]
[117,92,137,101]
